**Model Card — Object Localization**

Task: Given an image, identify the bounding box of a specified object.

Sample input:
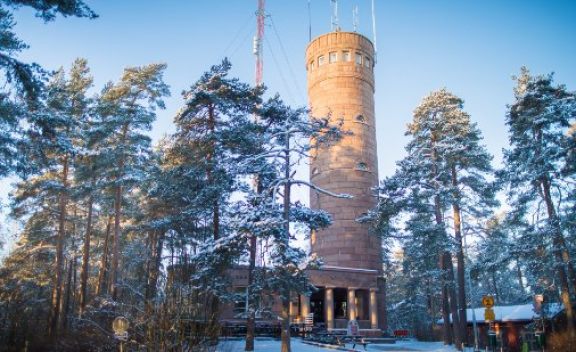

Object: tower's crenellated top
[306,31,375,94]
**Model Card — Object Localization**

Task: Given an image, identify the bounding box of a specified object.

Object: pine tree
[167,58,260,340]
[368,89,495,349]
[95,63,169,300]
[9,59,93,337]
[499,67,576,336]
[242,95,348,352]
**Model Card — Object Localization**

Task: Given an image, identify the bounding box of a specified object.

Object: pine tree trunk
[146,230,164,349]
[515,257,525,295]
[79,197,93,315]
[49,154,69,337]
[440,277,452,345]
[96,216,112,296]
[146,230,164,306]
[109,185,122,300]
[541,179,576,335]
[245,234,257,351]
[445,252,462,350]
[281,131,292,352]
[430,114,454,346]
[451,165,468,345]
[434,193,452,346]
[109,120,129,301]
[63,258,73,333]
[205,104,222,341]
[246,177,262,351]
[491,272,499,298]
[72,251,78,315]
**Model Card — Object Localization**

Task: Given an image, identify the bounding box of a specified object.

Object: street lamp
[463,233,479,352]
[534,294,545,352]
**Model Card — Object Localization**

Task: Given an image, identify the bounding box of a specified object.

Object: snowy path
[217,337,459,352]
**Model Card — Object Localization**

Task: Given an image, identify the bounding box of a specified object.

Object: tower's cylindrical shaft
[306,31,381,273]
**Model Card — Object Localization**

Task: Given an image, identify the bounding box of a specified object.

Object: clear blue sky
[8,0,576,180]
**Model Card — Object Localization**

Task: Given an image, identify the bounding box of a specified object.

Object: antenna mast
[254,0,265,86]
[371,0,378,63]
[353,6,358,32]
[330,0,339,31]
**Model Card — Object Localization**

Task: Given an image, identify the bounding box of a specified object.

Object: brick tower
[299,31,386,332]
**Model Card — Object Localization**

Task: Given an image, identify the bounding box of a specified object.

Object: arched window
[356,115,365,123]
[357,162,369,171]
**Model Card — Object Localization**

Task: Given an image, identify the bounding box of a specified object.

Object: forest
[1,1,576,352]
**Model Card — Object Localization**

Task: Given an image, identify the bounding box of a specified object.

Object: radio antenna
[353,6,358,32]
[371,0,378,63]
[330,0,339,31]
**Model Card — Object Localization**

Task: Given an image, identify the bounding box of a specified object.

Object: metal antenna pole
[330,0,339,31]
[464,233,480,351]
[353,6,358,32]
[308,0,312,42]
[254,0,265,87]
[371,0,378,63]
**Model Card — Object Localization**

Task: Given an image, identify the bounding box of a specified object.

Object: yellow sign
[484,308,496,321]
[482,295,494,308]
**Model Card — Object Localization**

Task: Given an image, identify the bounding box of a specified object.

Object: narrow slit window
[364,57,371,68]
[310,60,315,71]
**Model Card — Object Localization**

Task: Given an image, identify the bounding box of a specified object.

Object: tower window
[318,55,325,67]
[342,51,351,62]
[355,53,363,65]
[310,60,315,71]
[364,57,371,68]
[312,167,320,176]
[356,115,365,123]
[329,51,337,63]
[357,162,369,171]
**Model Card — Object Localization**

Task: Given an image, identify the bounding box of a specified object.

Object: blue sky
[10,0,576,177]
[4,0,576,195]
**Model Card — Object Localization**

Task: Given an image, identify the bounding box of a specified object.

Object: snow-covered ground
[217,337,460,352]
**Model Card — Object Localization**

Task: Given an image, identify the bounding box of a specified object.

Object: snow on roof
[438,303,564,324]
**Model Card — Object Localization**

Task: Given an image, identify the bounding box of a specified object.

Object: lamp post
[534,294,545,352]
[113,316,129,352]
[463,233,479,351]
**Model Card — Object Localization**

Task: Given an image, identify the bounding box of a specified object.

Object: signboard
[347,319,359,336]
[533,294,544,314]
[484,308,495,321]
[305,313,314,332]
[393,330,409,337]
[482,295,494,308]
[113,316,129,341]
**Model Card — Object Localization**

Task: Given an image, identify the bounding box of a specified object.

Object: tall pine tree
[499,67,576,336]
